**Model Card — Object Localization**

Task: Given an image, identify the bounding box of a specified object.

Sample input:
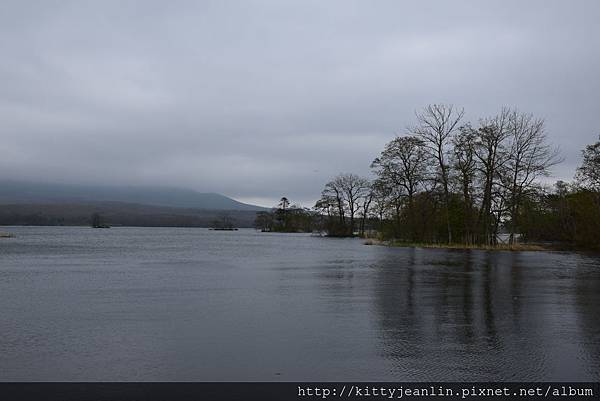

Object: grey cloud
[1,0,599,206]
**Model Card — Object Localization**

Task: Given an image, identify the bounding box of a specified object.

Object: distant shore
[0,232,15,238]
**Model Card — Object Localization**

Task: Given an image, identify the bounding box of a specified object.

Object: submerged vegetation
[309,105,600,250]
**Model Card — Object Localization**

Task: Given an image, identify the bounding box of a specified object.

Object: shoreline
[363,238,569,252]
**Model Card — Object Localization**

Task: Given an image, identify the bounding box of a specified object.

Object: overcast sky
[1,1,599,207]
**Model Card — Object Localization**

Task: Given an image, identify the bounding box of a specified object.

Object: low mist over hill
[0,181,268,227]
[0,181,266,211]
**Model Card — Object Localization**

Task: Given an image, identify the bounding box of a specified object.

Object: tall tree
[576,135,600,191]
[278,197,290,229]
[452,125,478,244]
[279,197,290,210]
[357,183,374,237]
[317,174,370,236]
[474,108,511,245]
[254,211,273,232]
[502,111,562,244]
[411,104,464,243]
[371,136,429,241]
[322,178,346,229]
[338,173,370,235]
[370,179,391,226]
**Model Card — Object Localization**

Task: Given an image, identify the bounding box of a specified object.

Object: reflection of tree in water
[509,252,523,324]
[370,249,553,380]
[314,247,600,380]
[574,256,600,376]
[481,255,497,345]
[373,248,423,361]
[459,252,474,341]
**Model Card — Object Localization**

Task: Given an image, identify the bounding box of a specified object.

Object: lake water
[1,226,599,381]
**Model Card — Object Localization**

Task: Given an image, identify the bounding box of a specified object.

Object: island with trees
[259,105,600,251]
[254,197,316,233]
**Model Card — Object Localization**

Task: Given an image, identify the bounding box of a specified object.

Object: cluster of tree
[210,213,237,229]
[314,174,373,237]
[90,212,110,228]
[315,105,585,246]
[519,138,600,249]
[254,197,316,232]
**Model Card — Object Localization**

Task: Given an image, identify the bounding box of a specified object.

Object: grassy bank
[0,232,15,238]
[364,238,552,251]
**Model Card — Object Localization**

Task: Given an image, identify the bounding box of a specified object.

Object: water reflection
[371,249,600,380]
[1,227,599,381]
[574,256,600,378]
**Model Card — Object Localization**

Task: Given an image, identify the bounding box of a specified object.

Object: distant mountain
[0,180,267,211]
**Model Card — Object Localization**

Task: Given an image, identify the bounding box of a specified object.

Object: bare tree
[322,178,346,228]
[502,111,562,244]
[411,104,464,243]
[318,173,370,236]
[254,211,273,232]
[314,196,334,218]
[357,182,374,237]
[370,179,392,225]
[371,135,429,240]
[452,124,478,244]
[474,108,511,245]
[575,135,600,191]
[313,195,336,233]
[337,173,370,235]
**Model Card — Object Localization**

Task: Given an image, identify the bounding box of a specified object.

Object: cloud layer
[1,0,599,206]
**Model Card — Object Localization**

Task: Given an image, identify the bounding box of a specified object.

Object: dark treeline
[313,104,600,250]
[0,202,260,228]
[519,140,600,250]
[254,197,316,232]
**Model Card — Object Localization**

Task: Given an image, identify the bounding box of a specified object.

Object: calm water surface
[1,226,599,381]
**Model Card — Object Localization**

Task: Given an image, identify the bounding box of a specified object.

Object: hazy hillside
[0,202,260,228]
[0,180,267,211]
